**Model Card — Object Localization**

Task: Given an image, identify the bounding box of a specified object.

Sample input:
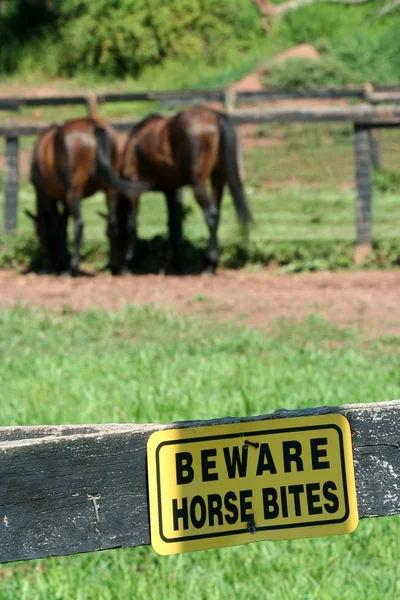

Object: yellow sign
[147,415,358,555]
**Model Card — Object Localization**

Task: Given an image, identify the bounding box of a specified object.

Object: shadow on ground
[15,235,210,276]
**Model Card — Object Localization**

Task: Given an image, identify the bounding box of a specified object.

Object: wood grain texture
[3,105,400,137]
[0,400,399,564]
[2,104,400,138]
[354,124,372,249]
[4,135,19,235]
[3,84,400,110]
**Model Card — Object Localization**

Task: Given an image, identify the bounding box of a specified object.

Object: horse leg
[166,189,183,273]
[193,181,220,274]
[61,203,69,240]
[65,189,83,275]
[105,189,121,275]
[55,202,70,274]
[49,202,70,275]
[123,195,139,273]
[211,169,224,215]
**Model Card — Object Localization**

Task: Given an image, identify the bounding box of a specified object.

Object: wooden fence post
[368,129,382,170]
[4,134,19,235]
[353,123,372,264]
[224,88,236,114]
[86,94,99,118]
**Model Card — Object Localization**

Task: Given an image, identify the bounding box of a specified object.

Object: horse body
[117,106,251,274]
[29,118,143,274]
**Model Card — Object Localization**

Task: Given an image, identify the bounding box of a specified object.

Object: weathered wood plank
[2,105,400,138]
[0,400,398,564]
[224,89,237,113]
[4,135,19,235]
[5,85,400,111]
[0,101,19,112]
[235,87,366,104]
[368,129,382,170]
[3,89,225,109]
[354,123,372,260]
[230,105,400,125]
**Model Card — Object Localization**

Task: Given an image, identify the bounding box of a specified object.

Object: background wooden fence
[2,85,400,258]
[0,399,398,563]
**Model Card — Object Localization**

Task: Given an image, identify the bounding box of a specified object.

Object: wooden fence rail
[2,83,400,111]
[2,103,400,257]
[0,400,398,563]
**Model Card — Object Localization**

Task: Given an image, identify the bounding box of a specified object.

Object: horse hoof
[59,269,72,278]
[37,268,53,275]
[201,265,217,276]
[69,264,80,277]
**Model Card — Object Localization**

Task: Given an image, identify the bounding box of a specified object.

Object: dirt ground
[0,269,399,337]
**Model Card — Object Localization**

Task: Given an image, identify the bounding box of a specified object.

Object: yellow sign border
[147,414,358,555]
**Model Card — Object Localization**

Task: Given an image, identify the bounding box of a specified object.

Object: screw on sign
[147,414,359,555]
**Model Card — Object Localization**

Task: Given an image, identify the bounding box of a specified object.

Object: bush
[373,168,400,194]
[56,0,264,77]
[266,4,400,87]
[264,56,352,89]
[0,0,265,78]
[330,30,397,84]
[0,233,43,270]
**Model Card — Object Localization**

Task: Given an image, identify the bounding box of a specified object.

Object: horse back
[121,108,221,188]
[121,115,170,183]
[168,106,221,182]
[32,118,121,200]
[55,118,101,193]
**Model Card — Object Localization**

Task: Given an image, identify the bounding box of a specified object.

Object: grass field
[0,305,399,599]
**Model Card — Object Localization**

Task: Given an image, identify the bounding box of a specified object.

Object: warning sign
[147,415,358,555]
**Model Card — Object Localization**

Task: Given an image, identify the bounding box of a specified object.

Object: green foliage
[373,168,400,194]
[264,56,352,89]
[266,6,400,87]
[0,0,59,74]
[221,239,355,271]
[0,0,264,78]
[1,0,400,85]
[329,28,400,84]
[4,232,400,273]
[276,3,381,47]
[0,233,43,270]
[366,239,400,268]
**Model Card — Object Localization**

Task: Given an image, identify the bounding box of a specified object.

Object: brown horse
[27,118,145,274]
[114,106,252,274]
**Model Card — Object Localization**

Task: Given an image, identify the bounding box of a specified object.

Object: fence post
[224,88,236,114]
[4,134,19,235]
[86,93,99,118]
[368,128,382,170]
[353,123,372,264]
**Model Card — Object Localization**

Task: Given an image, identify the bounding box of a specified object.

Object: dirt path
[0,269,399,337]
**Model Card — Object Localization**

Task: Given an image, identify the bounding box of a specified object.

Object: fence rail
[2,84,400,110]
[2,104,400,137]
[0,400,398,564]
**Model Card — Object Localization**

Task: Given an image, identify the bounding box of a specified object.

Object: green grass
[0,305,399,598]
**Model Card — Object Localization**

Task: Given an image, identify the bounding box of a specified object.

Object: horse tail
[216,112,252,227]
[94,126,148,196]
